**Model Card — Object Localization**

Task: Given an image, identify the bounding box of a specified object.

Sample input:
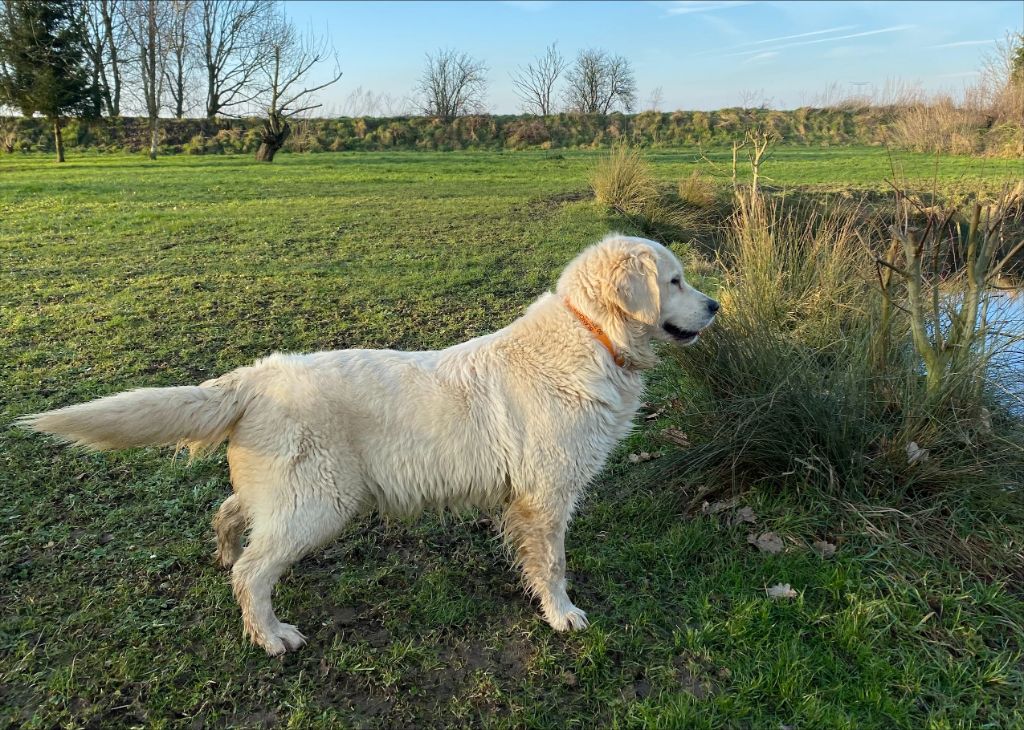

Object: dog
[20,233,719,655]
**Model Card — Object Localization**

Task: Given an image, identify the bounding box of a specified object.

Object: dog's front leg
[504,495,589,631]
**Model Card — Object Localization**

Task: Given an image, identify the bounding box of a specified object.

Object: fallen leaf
[661,427,690,447]
[812,539,836,559]
[747,531,784,554]
[906,441,929,465]
[980,407,992,433]
[767,583,797,599]
[644,406,666,421]
[735,506,757,524]
[702,498,738,515]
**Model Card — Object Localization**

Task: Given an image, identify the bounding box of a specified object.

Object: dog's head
[556,234,719,367]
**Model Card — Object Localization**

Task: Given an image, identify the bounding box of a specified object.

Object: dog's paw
[214,548,240,570]
[260,623,308,656]
[545,604,589,632]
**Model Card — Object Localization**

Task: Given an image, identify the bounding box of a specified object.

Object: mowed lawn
[2,148,1023,729]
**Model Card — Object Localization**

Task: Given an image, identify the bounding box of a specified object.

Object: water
[981,292,1024,411]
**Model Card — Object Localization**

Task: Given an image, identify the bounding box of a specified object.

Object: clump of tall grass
[666,184,1024,503]
[589,144,658,214]
[589,144,698,240]
[888,97,986,155]
[676,171,719,213]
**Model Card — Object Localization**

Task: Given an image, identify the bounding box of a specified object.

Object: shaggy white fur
[20,233,718,655]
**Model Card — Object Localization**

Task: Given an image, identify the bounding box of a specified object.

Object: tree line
[0,0,340,161]
[0,0,642,163]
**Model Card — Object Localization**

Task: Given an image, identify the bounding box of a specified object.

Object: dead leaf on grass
[734,506,757,524]
[767,583,797,599]
[747,531,784,554]
[906,441,929,464]
[661,427,690,447]
[812,539,837,559]
[702,498,738,515]
[627,451,656,464]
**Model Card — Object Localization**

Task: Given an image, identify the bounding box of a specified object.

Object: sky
[285,0,1023,114]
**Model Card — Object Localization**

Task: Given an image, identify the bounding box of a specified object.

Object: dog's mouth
[662,322,702,343]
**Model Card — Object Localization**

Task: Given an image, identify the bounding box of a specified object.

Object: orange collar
[563,298,626,368]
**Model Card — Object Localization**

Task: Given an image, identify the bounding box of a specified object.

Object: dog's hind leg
[213,494,247,569]
[231,495,356,656]
[503,494,589,632]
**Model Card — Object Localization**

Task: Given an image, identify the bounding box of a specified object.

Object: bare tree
[645,86,664,112]
[510,42,566,115]
[416,49,487,121]
[123,0,169,159]
[81,0,125,115]
[563,48,636,114]
[163,0,196,118]
[196,0,274,119]
[251,13,341,162]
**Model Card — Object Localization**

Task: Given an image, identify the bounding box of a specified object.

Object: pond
[976,291,1024,412]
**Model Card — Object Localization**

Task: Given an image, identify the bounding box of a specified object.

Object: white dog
[21,234,718,656]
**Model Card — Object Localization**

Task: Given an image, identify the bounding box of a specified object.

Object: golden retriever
[20,233,719,655]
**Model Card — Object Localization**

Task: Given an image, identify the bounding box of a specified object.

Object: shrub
[0,119,15,153]
[666,187,1024,502]
[590,145,702,240]
[589,144,658,215]
[889,97,986,154]
[676,171,719,212]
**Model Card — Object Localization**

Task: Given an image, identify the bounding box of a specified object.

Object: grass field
[2,148,1023,728]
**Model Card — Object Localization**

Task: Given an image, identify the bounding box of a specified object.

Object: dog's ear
[611,248,660,325]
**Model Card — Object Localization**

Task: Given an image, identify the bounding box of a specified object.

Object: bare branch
[510,43,565,116]
[416,48,487,121]
[563,48,636,114]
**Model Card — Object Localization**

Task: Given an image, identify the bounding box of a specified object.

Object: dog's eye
[670,277,681,287]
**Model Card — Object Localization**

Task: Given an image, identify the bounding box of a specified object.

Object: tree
[0,0,97,162]
[251,14,341,162]
[123,0,169,159]
[164,0,196,119]
[196,0,274,119]
[510,42,566,116]
[81,0,125,116]
[1013,33,1024,84]
[563,49,636,114]
[645,86,664,112]
[416,49,487,121]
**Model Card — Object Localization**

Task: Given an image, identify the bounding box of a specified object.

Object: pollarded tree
[0,0,97,162]
[251,14,341,162]
[563,48,636,115]
[416,49,487,121]
[510,42,566,116]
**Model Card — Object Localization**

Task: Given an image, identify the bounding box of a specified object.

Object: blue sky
[285,0,1023,113]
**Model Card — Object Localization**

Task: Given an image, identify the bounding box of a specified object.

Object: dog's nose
[707,299,720,314]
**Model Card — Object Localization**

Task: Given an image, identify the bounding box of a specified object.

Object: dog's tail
[17,373,249,455]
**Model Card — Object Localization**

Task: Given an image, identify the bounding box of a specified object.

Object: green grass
[2,149,1023,728]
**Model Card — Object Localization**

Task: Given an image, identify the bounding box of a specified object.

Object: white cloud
[665,1,751,15]
[722,24,915,58]
[744,51,779,64]
[499,0,553,10]
[736,25,858,48]
[929,39,996,49]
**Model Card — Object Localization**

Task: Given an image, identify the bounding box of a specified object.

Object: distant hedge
[0,107,1017,156]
